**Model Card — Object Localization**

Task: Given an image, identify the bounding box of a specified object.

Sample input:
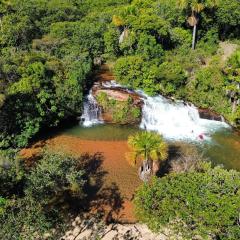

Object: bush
[25,151,86,206]
[0,197,55,240]
[0,151,87,239]
[157,61,187,96]
[96,92,141,124]
[134,166,240,239]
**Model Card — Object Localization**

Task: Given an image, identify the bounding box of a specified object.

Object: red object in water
[199,134,204,140]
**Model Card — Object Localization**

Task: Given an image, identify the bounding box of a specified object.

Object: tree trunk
[192,24,197,50]
[138,159,152,182]
[232,97,237,113]
[152,160,160,176]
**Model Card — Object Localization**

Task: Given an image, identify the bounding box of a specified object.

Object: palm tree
[126,131,168,182]
[177,0,218,49]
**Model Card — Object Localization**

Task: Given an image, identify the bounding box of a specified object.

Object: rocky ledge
[92,83,143,124]
[198,108,224,122]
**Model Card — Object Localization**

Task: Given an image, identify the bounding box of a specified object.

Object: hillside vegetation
[0,0,239,148]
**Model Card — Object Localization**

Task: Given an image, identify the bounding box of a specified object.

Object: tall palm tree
[177,0,218,49]
[126,131,168,182]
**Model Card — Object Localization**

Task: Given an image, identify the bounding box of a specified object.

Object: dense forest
[0,0,240,239]
[0,0,239,148]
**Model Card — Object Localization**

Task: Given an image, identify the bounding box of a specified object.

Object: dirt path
[219,41,238,64]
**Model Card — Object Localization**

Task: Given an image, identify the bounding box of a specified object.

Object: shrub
[96,92,141,124]
[25,151,86,206]
[0,151,87,239]
[134,166,240,239]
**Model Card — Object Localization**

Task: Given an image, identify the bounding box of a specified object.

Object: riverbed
[61,124,240,171]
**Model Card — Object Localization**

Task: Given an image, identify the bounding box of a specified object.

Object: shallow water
[202,129,240,171]
[61,124,240,171]
[62,124,141,141]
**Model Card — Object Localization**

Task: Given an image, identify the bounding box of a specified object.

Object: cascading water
[80,90,103,127]
[140,94,230,141]
[80,81,230,141]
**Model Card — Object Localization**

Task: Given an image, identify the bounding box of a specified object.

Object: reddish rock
[198,108,224,122]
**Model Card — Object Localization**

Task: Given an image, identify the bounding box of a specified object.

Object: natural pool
[61,124,240,171]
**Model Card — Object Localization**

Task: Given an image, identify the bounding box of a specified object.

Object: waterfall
[80,90,103,127]
[140,94,229,141]
[80,81,230,141]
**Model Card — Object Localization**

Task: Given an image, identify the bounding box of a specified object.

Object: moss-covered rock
[94,88,142,124]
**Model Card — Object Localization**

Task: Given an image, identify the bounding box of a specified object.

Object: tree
[0,151,87,239]
[134,166,240,239]
[177,0,218,49]
[126,131,168,182]
[216,0,240,39]
[224,50,240,123]
[25,151,86,206]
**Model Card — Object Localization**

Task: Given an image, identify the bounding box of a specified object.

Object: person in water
[199,133,204,140]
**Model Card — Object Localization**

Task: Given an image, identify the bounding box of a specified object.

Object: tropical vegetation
[126,131,168,181]
[0,0,240,239]
[0,0,239,148]
[134,164,240,239]
[0,150,88,239]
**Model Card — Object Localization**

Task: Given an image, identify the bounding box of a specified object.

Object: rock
[198,108,223,122]
[72,221,77,227]
[119,28,129,44]
[101,230,118,240]
[72,226,81,237]
[75,229,92,240]
[43,232,51,239]
[75,216,81,224]
[92,84,143,124]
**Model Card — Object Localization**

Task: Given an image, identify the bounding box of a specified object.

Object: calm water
[62,124,141,141]
[202,129,240,171]
[61,124,240,171]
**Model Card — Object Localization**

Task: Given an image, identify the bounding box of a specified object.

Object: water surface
[61,124,240,171]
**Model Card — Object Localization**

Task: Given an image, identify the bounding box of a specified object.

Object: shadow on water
[69,152,125,223]
[28,117,80,147]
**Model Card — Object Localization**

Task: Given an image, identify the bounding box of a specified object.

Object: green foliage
[114,56,161,95]
[104,27,120,58]
[96,92,141,124]
[0,197,55,240]
[223,50,240,123]
[127,131,168,165]
[0,150,87,239]
[0,197,6,216]
[0,0,240,146]
[216,0,240,39]
[25,151,86,205]
[0,149,25,197]
[134,166,240,239]
[157,61,187,96]
[170,27,192,47]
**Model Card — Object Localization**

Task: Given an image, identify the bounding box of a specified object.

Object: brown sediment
[21,135,141,223]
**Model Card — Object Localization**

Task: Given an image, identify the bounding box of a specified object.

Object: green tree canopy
[134,166,240,239]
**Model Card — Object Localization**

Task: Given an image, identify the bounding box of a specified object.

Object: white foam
[80,90,103,127]
[140,94,230,142]
[80,81,230,141]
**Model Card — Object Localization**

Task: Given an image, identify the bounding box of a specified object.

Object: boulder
[198,108,224,122]
[92,84,143,124]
